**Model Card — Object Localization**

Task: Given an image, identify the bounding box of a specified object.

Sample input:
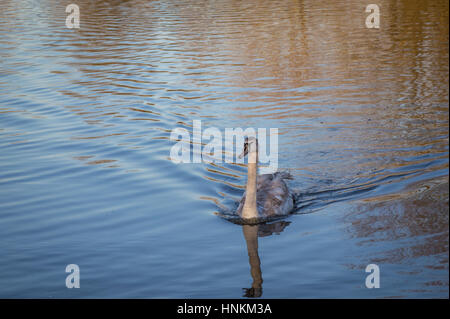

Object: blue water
[0,0,448,298]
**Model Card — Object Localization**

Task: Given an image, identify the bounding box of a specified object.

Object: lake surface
[0,0,448,298]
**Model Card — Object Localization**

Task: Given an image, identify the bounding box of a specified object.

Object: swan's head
[238,137,258,159]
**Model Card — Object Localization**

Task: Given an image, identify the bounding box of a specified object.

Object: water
[0,0,448,298]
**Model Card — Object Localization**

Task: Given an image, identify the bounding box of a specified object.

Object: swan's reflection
[241,220,291,298]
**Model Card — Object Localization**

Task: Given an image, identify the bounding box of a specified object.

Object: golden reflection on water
[343,175,449,290]
[1,1,447,201]
[34,0,445,180]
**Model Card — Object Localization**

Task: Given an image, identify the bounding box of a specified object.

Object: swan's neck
[242,151,258,219]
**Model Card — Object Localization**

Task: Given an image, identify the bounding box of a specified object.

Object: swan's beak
[238,145,248,159]
[238,139,249,159]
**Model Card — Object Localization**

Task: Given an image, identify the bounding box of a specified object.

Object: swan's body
[236,137,294,220]
[236,172,294,218]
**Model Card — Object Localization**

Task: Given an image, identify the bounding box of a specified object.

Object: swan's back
[237,172,294,218]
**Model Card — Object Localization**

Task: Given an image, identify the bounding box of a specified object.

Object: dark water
[0,0,448,298]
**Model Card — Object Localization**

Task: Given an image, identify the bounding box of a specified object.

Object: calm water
[0,0,448,298]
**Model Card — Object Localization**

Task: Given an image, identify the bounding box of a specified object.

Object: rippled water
[0,0,448,298]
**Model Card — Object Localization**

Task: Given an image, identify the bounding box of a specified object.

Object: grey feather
[236,172,295,218]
